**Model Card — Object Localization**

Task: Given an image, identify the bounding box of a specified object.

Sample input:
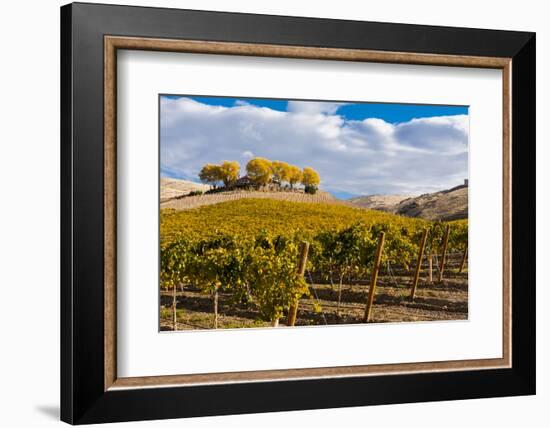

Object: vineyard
[160,198,468,330]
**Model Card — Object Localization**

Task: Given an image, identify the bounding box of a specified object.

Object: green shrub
[304,185,318,195]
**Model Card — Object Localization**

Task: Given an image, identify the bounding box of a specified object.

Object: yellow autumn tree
[287,165,303,189]
[219,161,240,187]
[271,161,291,186]
[246,158,273,186]
[301,167,320,187]
[198,164,222,187]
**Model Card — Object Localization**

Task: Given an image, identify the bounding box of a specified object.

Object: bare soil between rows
[160,271,468,331]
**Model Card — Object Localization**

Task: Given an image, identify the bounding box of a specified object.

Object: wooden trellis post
[425,231,434,284]
[286,241,310,327]
[437,224,451,283]
[213,288,219,329]
[459,245,468,273]
[364,232,385,323]
[410,228,429,300]
[427,248,433,283]
[173,282,177,331]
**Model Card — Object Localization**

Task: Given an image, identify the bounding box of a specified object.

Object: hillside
[160,177,468,221]
[161,189,339,210]
[349,183,468,221]
[349,194,415,211]
[160,177,211,203]
[161,197,429,243]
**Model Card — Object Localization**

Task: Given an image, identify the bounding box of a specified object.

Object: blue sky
[160,95,469,198]
[162,94,467,125]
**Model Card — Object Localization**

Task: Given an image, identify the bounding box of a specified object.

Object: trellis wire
[307,270,328,325]
[386,258,400,288]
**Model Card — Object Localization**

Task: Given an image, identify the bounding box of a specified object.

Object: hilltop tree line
[198,158,321,193]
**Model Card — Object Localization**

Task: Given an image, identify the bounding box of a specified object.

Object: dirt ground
[160,263,468,331]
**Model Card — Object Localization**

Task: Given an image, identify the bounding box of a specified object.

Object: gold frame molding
[104,35,512,391]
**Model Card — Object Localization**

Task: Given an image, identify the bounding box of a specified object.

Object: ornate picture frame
[61,2,535,424]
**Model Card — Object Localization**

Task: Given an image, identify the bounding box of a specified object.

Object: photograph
[159,95,469,331]
[54,2,536,424]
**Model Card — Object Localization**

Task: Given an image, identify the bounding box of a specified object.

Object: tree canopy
[301,167,320,187]
[246,158,273,186]
[271,161,291,184]
[219,161,240,186]
[287,165,303,189]
[198,158,321,190]
[199,161,240,187]
[198,164,223,186]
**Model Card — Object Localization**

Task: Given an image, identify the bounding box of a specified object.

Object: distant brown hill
[349,194,415,211]
[160,177,211,203]
[349,183,468,221]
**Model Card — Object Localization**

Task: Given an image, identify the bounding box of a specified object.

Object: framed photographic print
[60,2,536,424]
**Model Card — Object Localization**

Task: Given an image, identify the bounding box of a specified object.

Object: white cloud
[160,97,468,196]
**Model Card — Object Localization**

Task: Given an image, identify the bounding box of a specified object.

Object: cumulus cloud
[160,97,468,196]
